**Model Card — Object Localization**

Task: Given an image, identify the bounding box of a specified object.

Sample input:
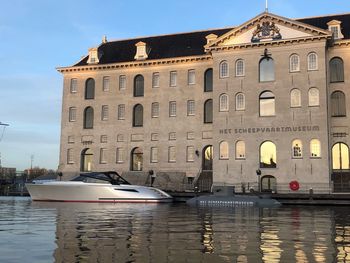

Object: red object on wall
[289,181,300,191]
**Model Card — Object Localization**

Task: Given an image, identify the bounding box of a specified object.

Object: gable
[207,12,331,49]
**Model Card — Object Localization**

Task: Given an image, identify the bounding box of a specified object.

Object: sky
[0,0,349,171]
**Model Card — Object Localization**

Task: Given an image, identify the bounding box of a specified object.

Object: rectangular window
[168,146,176,162]
[169,101,176,117]
[187,146,195,162]
[187,100,195,116]
[188,70,195,85]
[68,136,75,144]
[118,104,125,120]
[152,73,160,88]
[151,102,159,118]
[119,75,126,90]
[116,148,124,163]
[100,148,107,164]
[331,26,339,39]
[101,105,109,121]
[150,147,158,163]
[69,107,76,122]
[103,76,110,91]
[100,135,107,143]
[170,71,177,87]
[67,149,74,164]
[70,78,77,93]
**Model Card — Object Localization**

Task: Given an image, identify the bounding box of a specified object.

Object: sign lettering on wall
[219,125,320,135]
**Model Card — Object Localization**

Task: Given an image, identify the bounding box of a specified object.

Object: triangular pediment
[206,12,331,49]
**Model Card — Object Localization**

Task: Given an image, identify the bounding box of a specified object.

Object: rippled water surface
[1,197,350,262]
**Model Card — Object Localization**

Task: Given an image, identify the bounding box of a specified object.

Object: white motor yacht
[26,171,173,203]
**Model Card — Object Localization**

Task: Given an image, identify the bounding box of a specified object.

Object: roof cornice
[56,55,212,73]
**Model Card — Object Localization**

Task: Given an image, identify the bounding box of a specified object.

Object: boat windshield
[71,171,131,185]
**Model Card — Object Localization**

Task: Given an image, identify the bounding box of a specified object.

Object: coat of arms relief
[251,21,282,42]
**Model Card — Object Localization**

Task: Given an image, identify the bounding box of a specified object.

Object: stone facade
[57,12,350,193]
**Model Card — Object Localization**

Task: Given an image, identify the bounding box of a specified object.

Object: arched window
[133,104,143,127]
[292,139,303,158]
[259,91,275,116]
[204,99,213,123]
[219,94,229,112]
[219,141,229,159]
[308,52,318,70]
[260,141,277,168]
[308,88,319,106]
[331,91,346,117]
[290,54,300,72]
[290,89,301,107]
[202,145,213,171]
[81,148,93,172]
[259,57,275,82]
[83,107,94,129]
[330,57,344,83]
[235,141,246,159]
[332,143,350,170]
[236,93,245,111]
[235,59,245,76]
[204,68,213,92]
[310,139,321,158]
[219,61,229,78]
[131,147,143,171]
[85,78,95,99]
[134,75,144,97]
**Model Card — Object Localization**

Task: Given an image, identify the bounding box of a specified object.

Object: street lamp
[256,169,262,192]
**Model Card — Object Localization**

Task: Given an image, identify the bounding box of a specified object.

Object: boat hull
[26,182,173,203]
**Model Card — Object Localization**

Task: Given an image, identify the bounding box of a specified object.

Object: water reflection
[3,197,350,262]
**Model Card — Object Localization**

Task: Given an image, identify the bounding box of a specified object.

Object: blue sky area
[0,0,349,171]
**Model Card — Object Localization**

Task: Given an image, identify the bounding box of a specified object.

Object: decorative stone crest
[251,21,282,43]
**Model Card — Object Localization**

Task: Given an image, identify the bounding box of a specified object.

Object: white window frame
[219,94,229,112]
[169,101,176,117]
[310,139,321,158]
[152,72,160,88]
[69,107,76,122]
[219,61,229,78]
[290,89,301,108]
[103,76,110,91]
[151,102,159,118]
[170,71,177,87]
[219,141,229,160]
[101,105,109,121]
[307,52,318,71]
[188,69,196,85]
[118,104,125,120]
[70,78,77,93]
[119,75,126,90]
[236,140,246,159]
[235,93,245,111]
[235,59,245,77]
[289,54,300,72]
[308,88,320,107]
[187,100,195,116]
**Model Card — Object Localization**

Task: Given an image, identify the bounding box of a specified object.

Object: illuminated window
[81,148,93,172]
[308,88,319,106]
[290,54,300,72]
[235,141,245,159]
[308,52,318,71]
[259,91,275,116]
[219,141,229,159]
[219,61,229,78]
[260,141,277,168]
[292,139,303,158]
[259,58,274,82]
[310,139,321,158]
[219,94,229,112]
[332,143,349,170]
[235,59,245,76]
[290,89,301,107]
[131,147,143,171]
[236,93,245,111]
[331,91,346,117]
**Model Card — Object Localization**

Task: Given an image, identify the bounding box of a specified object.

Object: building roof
[73,13,350,67]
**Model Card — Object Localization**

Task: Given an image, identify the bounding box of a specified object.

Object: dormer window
[87,48,100,64]
[134,41,148,60]
[327,20,344,40]
[205,34,218,45]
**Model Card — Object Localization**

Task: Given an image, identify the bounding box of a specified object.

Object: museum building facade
[57,11,350,193]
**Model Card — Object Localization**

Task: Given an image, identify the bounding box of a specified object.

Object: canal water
[1,197,350,263]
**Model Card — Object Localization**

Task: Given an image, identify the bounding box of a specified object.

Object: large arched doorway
[261,175,276,193]
[332,143,350,192]
[202,145,213,171]
[131,147,143,171]
[81,148,93,172]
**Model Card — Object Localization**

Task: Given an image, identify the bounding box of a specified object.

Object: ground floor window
[261,175,276,192]
[81,148,93,171]
[131,147,143,171]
